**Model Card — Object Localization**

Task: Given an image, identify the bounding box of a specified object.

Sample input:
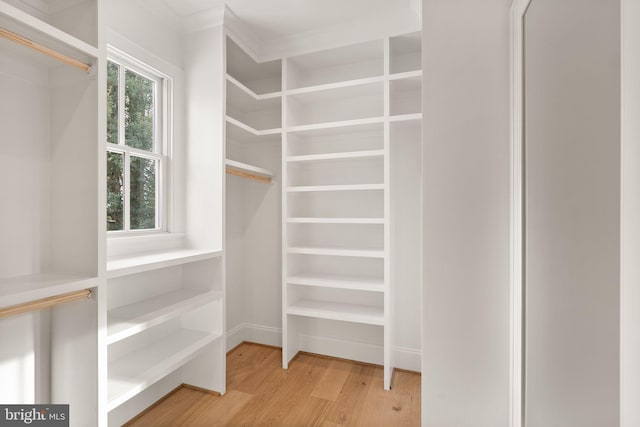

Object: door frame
[510,0,533,426]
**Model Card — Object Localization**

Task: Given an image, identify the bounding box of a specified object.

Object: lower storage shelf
[287,299,384,325]
[107,290,223,344]
[107,328,222,411]
[107,248,222,279]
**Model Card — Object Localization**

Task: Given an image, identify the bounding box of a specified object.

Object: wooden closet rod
[0,28,92,72]
[226,167,272,183]
[0,289,92,319]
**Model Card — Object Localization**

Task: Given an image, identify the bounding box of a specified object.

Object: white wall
[621,0,640,425]
[524,0,620,425]
[421,0,512,425]
[226,139,282,348]
[391,122,422,365]
[107,0,183,69]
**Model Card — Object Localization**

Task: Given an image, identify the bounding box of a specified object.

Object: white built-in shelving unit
[1,0,420,422]
[225,35,282,161]
[1,0,228,424]
[0,0,103,424]
[282,32,422,390]
[105,253,225,418]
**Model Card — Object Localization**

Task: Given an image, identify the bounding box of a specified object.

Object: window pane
[107,61,119,144]
[107,151,124,231]
[125,70,155,151]
[130,156,157,230]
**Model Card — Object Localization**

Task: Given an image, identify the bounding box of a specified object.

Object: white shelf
[226,77,281,132]
[287,184,384,193]
[287,80,382,105]
[227,117,281,144]
[288,274,384,292]
[389,113,422,122]
[225,116,281,136]
[226,74,281,100]
[287,299,384,325]
[287,76,384,96]
[286,80,383,128]
[390,31,422,74]
[107,290,223,345]
[288,246,384,258]
[107,328,221,411]
[107,248,222,279]
[0,273,96,309]
[287,39,383,89]
[226,159,274,178]
[0,2,98,58]
[390,75,421,94]
[286,150,384,163]
[226,37,281,95]
[389,70,422,81]
[286,120,383,138]
[287,117,384,133]
[287,217,383,224]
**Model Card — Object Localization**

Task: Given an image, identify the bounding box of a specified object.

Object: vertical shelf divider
[383,35,392,391]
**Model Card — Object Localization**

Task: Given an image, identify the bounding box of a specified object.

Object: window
[106,51,170,233]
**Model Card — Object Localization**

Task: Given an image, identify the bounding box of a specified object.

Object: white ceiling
[160,0,415,41]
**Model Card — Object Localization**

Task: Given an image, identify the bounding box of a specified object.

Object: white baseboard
[226,323,421,372]
[392,345,422,372]
[226,322,281,351]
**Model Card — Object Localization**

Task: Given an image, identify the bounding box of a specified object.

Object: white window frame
[107,46,173,236]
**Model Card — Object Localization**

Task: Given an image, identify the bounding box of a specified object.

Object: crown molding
[120,2,420,63]
[222,5,262,61]
[259,6,421,61]
[181,4,225,34]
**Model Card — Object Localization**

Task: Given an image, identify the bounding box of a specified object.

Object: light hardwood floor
[126,342,421,426]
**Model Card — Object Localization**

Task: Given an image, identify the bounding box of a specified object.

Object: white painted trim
[260,7,421,61]
[106,30,183,79]
[393,346,422,373]
[226,323,282,351]
[281,56,291,369]
[223,7,262,63]
[383,35,392,391]
[510,0,532,426]
[225,323,422,372]
[300,333,382,364]
[181,5,225,34]
[226,323,244,351]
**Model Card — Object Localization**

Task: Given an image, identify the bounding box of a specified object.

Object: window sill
[107,232,185,260]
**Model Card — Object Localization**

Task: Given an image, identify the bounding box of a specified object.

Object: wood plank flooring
[126,342,421,426]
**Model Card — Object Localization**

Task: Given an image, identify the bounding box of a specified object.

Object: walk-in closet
[0,0,423,425]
